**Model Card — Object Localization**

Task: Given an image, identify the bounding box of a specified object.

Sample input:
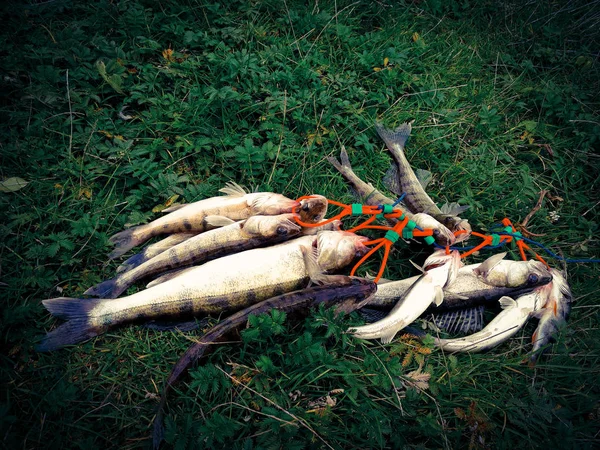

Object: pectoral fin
[474,252,507,276]
[205,215,237,227]
[499,296,517,309]
[433,285,444,306]
[379,327,399,344]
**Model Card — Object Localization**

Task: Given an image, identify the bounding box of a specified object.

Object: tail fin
[116,252,147,273]
[375,122,412,151]
[37,297,104,352]
[83,279,124,299]
[108,225,147,259]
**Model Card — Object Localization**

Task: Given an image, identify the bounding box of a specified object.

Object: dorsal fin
[219,181,247,197]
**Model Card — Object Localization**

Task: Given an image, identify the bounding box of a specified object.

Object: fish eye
[528,274,539,284]
[301,203,310,212]
[433,229,440,236]
[276,226,288,235]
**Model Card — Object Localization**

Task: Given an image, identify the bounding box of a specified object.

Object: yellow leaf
[373,67,382,72]
[412,32,420,42]
[78,187,92,199]
[162,48,175,62]
[152,194,180,213]
[164,194,180,208]
[383,57,389,66]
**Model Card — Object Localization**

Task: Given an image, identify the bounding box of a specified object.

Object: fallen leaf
[0,177,28,192]
[404,368,431,392]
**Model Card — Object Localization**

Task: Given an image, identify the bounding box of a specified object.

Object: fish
[360,253,552,334]
[151,277,377,448]
[529,269,572,364]
[473,252,551,288]
[432,283,552,353]
[327,147,456,246]
[84,214,304,299]
[108,183,325,259]
[117,217,341,275]
[349,249,462,343]
[37,231,369,351]
[367,254,553,310]
[374,122,471,241]
[116,233,197,273]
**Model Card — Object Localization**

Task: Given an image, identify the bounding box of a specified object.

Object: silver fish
[473,252,551,288]
[327,147,456,246]
[375,122,471,241]
[38,231,368,351]
[529,269,572,364]
[349,250,462,343]
[433,283,552,353]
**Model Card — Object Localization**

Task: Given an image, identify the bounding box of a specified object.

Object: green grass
[1,0,599,448]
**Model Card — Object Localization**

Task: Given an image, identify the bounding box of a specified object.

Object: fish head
[316,231,369,271]
[423,249,463,286]
[451,219,472,243]
[243,214,302,238]
[297,195,329,223]
[413,213,456,246]
[548,268,573,319]
[252,193,301,215]
[524,260,553,287]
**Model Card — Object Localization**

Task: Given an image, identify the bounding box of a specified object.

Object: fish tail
[116,252,147,273]
[108,224,149,259]
[375,122,412,152]
[83,278,125,299]
[37,297,104,351]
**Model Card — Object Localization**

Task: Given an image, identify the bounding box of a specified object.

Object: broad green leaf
[0,177,28,192]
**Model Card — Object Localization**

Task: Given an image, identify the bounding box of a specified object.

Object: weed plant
[1,0,599,448]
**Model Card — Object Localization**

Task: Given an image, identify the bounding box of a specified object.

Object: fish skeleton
[327,147,456,246]
[38,231,369,351]
[433,283,552,353]
[151,277,377,448]
[375,122,471,241]
[108,183,326,258]
[529,269,572,364]
[84,213,305,299]
[349,249,463,343]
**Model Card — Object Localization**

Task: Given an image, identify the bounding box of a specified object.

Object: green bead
[351,203,363,215]
[424,236,435,245]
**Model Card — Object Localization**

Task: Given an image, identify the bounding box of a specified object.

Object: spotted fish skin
[38,232,369,351]
[327,147,455,246]
[108,182,302,258]
[85,214,303,299]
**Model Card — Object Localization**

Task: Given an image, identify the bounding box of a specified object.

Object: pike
[108,183,327,258]
[375,122,471,241]
[85,214,304,299]
[349,249,462,343]
[327,147,456,246]
[37,231,368,351]
[151,277,377,448]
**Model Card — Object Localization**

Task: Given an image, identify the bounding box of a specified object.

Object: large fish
[327,147,456,246]
[108,183,326,258]
[116,217,341,275]
[152,277,377,448]
[432,283,552,353]
[37,231,368,351]
[349,249,463,343]
[375,122,471,241]
[85,214,305,299]
[361,253,552,334]
[529,269,572,364]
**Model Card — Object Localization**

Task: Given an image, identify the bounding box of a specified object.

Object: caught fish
[108,183,326,258]
[85,214,304,299]
[350,249,462,343]
[327,147,456,246]
[433,283,552,353]
[361,253,552,334]
[152,277,377,448]
[38,231,369,351]
[116,233,197,274]
[529,269,572,364]
[117,218,341,275]
[473,252,550,288]
[375,122,471,241]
